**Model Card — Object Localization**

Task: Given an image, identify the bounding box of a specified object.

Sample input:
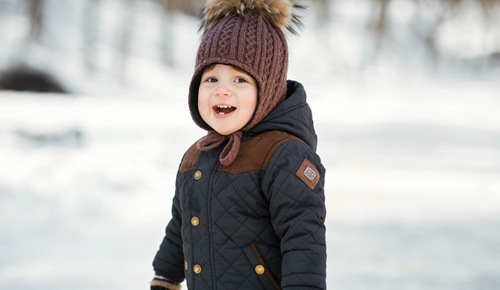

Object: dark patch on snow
[0,64,68,94]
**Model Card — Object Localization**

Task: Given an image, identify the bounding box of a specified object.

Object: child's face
[198,64,258,135]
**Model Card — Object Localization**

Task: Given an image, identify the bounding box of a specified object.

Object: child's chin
[214,128,239,135]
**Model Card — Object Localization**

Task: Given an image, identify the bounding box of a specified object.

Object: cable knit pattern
[243,16,257,65]
[216,19,235,58]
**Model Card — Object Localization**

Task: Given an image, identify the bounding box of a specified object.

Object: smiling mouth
[214,105,237,115]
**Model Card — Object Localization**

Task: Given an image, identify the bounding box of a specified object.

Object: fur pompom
[200,0,304,33]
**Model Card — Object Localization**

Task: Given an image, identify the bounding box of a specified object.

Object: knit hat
[189,0,303,166]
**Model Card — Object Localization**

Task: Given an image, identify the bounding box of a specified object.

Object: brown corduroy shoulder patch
[295,159,320,190]
[219,131,301,174]
[180,142,201,173]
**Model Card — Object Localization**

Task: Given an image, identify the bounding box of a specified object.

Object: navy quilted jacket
[153,81,327,290]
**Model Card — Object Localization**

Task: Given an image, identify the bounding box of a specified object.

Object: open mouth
[213,105,237,115]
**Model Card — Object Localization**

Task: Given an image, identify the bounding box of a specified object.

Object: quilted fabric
[153,81,326,290]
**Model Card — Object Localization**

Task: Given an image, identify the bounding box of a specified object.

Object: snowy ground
[1,1,500,289]
[2,69,500,290]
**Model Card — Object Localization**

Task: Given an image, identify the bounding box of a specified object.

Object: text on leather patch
[296,159,320,190]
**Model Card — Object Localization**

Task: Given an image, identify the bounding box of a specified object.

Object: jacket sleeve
[262,140,327,290]
[152,174,185,284]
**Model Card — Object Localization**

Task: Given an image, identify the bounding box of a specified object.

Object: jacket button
[191,216,200,227]
[194,171,202,180]
[193,264,202,274]
[255,265,265,275]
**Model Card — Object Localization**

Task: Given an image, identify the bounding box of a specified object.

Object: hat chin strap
[197,130,243,166]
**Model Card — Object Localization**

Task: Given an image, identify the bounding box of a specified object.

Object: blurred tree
[371,0,391,46]
[2,0,498,80]
[363,0,500,65]
[477,0,500,60]
[28,0,44,41]
[311,0,336,68]
[115,0,137,80]
[83,0,101,74]
[359,0,393,66]
[316,0,332,24]
[0,0,11,16]
[159,0,201,67]
[411,0,451,62]
[161,0,199,17]
[477,0,500,17]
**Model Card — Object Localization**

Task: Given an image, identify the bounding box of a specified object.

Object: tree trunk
[28,0,44,41]
[115,0,137,80]
[83,0,101,74]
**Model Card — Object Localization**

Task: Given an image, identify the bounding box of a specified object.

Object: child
[151,0,326,289]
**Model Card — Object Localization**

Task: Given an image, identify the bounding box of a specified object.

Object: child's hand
[150,278,181,290]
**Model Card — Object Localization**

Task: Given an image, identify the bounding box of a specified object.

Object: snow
[1,0,500,289]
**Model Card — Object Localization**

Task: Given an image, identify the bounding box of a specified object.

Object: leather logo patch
[296,159,320,190]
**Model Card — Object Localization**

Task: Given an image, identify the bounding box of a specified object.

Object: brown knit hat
[189,0,303,166]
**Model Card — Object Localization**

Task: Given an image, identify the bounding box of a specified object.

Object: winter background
[1,0,500,289]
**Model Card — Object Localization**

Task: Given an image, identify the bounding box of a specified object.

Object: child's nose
[214,85,232,97]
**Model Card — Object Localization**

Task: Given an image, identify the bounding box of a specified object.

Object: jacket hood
[246,80,318,151]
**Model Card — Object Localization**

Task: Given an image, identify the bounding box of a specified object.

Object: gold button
[193,264,202,274]
[191,216,200,227]
[255,265,265,275]
[194,171,202,180]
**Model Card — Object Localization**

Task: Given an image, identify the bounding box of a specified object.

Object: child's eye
[234,78,247,83]
[205,77,218,83]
